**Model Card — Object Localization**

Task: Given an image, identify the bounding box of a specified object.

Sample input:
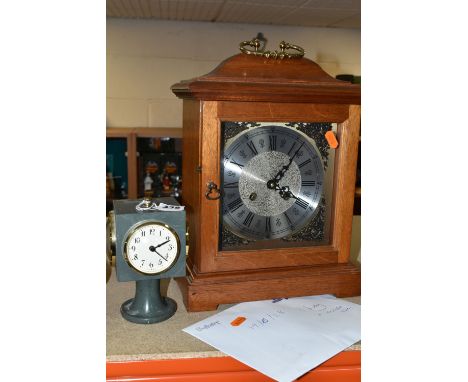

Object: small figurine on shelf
[161,171,171,195]
[143,160,159,196]
[145,161,159,174]
[170,174,182,198]
[144,172,154,197]
[164,161,178,175]
[120,182,127,199]
[148,137,161,152]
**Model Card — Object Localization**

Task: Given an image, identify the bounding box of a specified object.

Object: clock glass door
[220,122,337,251]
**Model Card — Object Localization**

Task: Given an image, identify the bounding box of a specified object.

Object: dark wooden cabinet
[106,128,183,207]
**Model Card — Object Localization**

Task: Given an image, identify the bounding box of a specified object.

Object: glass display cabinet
[106,128,183,213]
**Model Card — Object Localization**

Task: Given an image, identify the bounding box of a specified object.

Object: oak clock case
[111,197,186,324]
[171,39,361,312]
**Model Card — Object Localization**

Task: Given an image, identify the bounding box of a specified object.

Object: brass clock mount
[239,38,304,59]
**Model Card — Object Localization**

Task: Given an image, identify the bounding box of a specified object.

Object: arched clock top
[171,53,360,104]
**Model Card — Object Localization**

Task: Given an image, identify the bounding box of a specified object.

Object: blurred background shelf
[106,128,183,213]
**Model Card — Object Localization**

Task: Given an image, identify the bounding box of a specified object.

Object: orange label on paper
[325,131,339,149]
[230,316,247,326]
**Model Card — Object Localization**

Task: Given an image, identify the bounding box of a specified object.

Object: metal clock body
[112,197,186,324]
[222,124,325,241]
[113,197,186,282]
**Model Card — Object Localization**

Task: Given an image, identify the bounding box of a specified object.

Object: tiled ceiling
[107,0,360,29]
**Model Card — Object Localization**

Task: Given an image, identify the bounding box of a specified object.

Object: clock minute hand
[149,245,168,261]
[154,248,167,261]
[154,249,168,261]
[273,141,305,182]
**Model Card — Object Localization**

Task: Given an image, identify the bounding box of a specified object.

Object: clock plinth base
[120,279,177,324]
[177,263,360,312]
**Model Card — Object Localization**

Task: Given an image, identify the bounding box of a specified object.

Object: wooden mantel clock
[171,39,360,312]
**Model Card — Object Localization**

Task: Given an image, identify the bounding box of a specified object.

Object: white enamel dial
[124,222,180,275]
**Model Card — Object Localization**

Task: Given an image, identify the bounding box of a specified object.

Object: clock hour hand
[274,183,299,201]
[267,180,298,201]
[279,186,299,200]
[154,239,170,249]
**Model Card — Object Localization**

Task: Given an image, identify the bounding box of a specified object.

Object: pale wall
[106,18,361,128]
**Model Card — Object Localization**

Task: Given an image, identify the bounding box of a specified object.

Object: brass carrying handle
[239,38,304,59]
[205,181,221,200]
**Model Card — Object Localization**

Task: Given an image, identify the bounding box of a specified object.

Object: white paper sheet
[183,295,360,382]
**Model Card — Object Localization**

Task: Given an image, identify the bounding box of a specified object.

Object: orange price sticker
[325,131,339,149]
[230,316,247,327]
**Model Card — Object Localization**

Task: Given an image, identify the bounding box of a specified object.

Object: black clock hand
[274,142,304,181]
[156,249,168,261]
[267,142,305,190]
[148,239,170,252]
[154,239,170,249]
[271,183,299,200]
[279,186,299,200]
[148,245,168,261]
[155,249,168,261]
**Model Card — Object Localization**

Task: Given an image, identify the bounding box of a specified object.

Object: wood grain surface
[177,263,360,312]
[172,53,361,311]
[172,54,361,104]
[332,105,361,262]
[180,100,202,269]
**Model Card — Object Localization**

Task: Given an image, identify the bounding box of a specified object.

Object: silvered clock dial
[222,125,324,241]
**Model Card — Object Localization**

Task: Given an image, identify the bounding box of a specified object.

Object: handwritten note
[183,295,360,382]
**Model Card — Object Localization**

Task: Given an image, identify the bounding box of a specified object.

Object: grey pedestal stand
[120,279,177,324]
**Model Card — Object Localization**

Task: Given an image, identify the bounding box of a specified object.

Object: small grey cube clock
[112,197,186,324]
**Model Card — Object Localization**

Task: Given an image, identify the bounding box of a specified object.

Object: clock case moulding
[171,52,360,312]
